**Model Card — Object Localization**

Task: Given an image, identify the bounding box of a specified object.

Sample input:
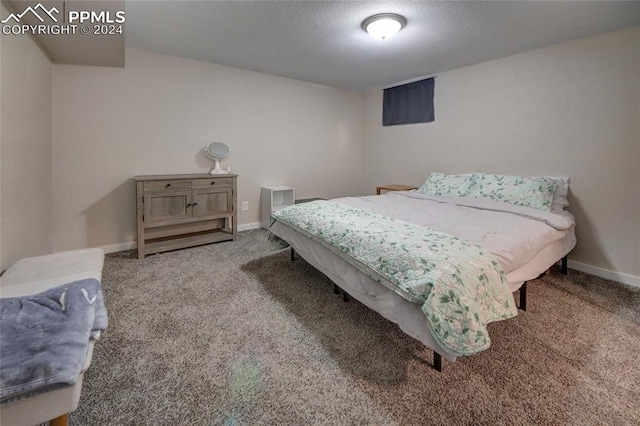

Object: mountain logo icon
[1,2,59,24]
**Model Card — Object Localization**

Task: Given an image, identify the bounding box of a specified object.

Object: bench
[0,248,105,426]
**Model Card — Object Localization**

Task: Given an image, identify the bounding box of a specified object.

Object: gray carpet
[71,229,639,425]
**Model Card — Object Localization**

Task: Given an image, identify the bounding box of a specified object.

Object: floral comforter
[269,200,518,356]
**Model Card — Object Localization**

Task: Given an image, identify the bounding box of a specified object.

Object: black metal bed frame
[290,247,568,372]
[518,255,568,311]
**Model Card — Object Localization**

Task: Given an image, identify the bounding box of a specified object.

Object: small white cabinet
[261,185,295,229]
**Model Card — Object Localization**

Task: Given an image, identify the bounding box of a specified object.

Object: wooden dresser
[134,173,237,259]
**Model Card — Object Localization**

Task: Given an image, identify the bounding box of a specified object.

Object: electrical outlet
[241,201,249,211]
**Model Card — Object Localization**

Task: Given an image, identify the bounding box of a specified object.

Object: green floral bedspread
[269,201,518,356]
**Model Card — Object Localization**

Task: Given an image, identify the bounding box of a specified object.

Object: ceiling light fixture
[361,13,406,41]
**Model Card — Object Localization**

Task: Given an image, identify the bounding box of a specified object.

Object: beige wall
[7,25,637,281]
[363,27,640,278]
[52,48,364,251]
[0,3,53,270]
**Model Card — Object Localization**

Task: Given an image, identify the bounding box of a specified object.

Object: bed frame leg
[290,247,296,261]
[519,281,527,311]
[342,291,350,302]
[561,256,568,275]
[433,351,442,372]
[333,283,340,294]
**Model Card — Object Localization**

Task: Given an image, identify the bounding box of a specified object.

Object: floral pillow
[466,173,557,211]
[418,173,478,197]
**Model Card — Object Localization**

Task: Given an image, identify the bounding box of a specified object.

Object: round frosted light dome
[365,19,401,40]
[362,13,406,41]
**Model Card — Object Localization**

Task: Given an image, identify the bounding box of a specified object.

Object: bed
[268,172,576,370]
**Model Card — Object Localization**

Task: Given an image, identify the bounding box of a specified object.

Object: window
[383,77,434,126]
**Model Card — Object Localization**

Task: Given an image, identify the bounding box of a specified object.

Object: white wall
[0,2,53,270]
[52,48,364,251]
[363,27,640,279]
[10,26,636,282]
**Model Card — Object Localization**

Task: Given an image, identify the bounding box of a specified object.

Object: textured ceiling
[11,1,637,89]
[125,1,639,89]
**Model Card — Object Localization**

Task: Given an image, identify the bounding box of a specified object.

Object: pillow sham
[418,172,477,197]
[466,173,557,211]
[546,176,570,213]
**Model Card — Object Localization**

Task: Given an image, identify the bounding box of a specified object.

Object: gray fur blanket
[0,278,107,403]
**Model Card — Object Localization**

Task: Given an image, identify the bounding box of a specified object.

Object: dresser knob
[186,203,191,207]
[210,181,215,185]
[192,202,198,207]
[165,183,171,188]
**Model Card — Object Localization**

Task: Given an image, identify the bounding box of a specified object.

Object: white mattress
[270,192,576,361]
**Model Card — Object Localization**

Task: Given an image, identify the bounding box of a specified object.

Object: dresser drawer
[192,178,232,188]
[143,180,192,192]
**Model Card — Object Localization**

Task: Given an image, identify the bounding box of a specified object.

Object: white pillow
[546,177,570,213]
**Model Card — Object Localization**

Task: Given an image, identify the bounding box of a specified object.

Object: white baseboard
[101,241,137,254]
[567,260,640,288]
[238,222,262,231]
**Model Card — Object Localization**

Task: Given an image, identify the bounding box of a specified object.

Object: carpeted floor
[71,229,639,425]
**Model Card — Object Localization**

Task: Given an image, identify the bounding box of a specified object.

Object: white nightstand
[261,185,295,229]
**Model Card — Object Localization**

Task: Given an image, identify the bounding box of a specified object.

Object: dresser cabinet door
[192,187,232,218]
[143,190,192,225]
